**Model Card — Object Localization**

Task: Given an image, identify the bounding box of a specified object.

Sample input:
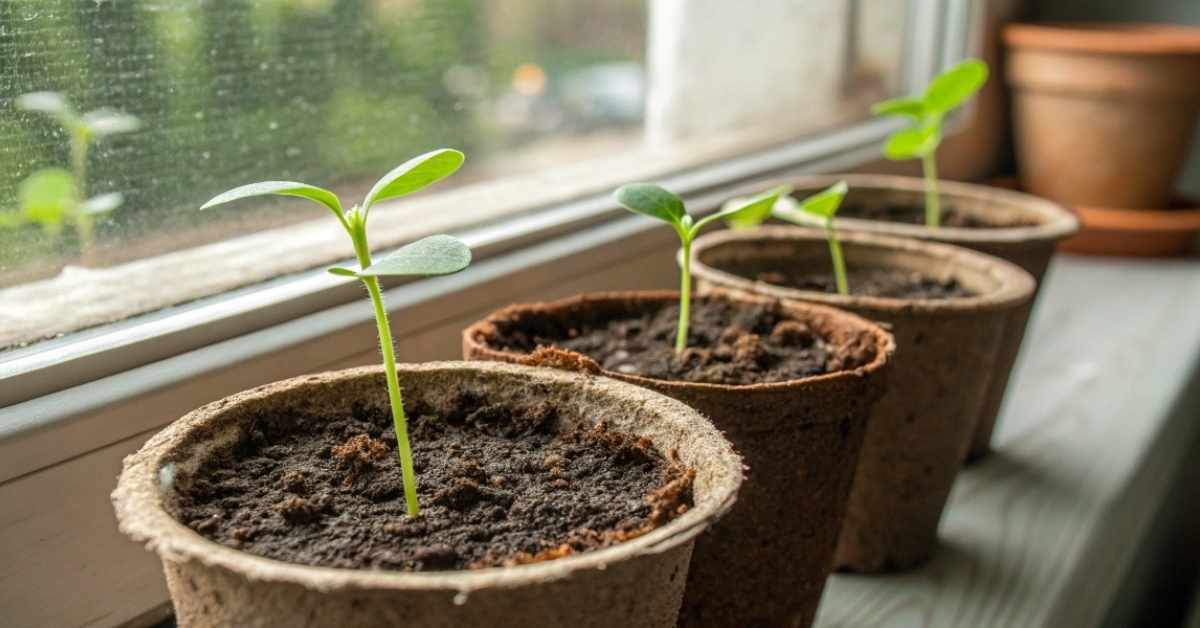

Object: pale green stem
[922,152,940,228]
[352,229,420,517]
[826,220,849,296]
[675,239,692,354]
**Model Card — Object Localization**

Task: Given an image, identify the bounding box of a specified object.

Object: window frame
[0,0,979,485]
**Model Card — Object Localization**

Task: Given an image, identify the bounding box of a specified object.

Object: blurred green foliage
[0,0,645,278]
[0,0,482,269]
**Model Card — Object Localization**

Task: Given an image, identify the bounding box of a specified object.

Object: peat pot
[464,290,894,627]
[768,173,1075,460]
[691,227,1035,571]
[112,362,744,628]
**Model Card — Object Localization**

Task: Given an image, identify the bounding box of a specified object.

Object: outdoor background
[0,0,646,282]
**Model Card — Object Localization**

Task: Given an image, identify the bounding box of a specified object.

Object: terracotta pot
[690,228,1035,572]
[761,173,1075,461]
[464,291,894,628]
[112,362,744,628]
[1005,23,1200,209]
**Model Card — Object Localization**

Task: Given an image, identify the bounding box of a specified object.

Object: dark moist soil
[172,394,694,572]
[497,299,877,385]
[730,262,974,299]
[839,202,1039,228]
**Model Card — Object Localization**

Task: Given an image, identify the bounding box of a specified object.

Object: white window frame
[0,0,978,491]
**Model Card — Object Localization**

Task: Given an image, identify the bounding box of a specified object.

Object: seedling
[873,59,989,227]
[14,91,140,260]
[613,183,787,353]
[11,168,122,236]
[201,149,472,517]
[774,182,851,295]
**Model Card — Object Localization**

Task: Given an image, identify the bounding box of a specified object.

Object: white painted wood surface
[1,254,1195,628]
[817,255,1200,627]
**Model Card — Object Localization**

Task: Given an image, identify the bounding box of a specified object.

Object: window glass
[0,0,647,283]
[0,0,911,352]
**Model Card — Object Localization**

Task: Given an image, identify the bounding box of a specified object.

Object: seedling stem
[614,184,787,353]
[922,153,941,228]
[202,149,471,518]
[873,58,988,228]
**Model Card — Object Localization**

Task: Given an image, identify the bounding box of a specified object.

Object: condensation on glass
[0,0,908,351]
[0,1,648,283]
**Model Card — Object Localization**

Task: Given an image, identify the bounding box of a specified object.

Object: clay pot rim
[1004,22,1200,55]
[1074,204,1200,230]
[462,289,895,395]
[777,173,1078,245]
[111,361,744,594]
[690,227,1036,314]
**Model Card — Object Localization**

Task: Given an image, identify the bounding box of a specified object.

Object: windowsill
[816,254,1200,627]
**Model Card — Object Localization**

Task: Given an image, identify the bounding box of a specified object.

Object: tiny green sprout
[613,183,786,353]
[775,182,851,295]
[201,149,472,518]
[15,91,141,260]
[725,184,794,230]
[873,58,989,228]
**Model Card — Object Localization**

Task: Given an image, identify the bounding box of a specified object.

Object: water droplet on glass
[453,591,469,606]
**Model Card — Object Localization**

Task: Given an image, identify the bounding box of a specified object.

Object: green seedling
[774,182,851,295]
[14,91,140,259]
[725,184,793,230]
[201,149,472,518]
[873,58,989,227]
[613,183,787,353]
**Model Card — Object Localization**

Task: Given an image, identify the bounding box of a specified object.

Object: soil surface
[724,262,974,300]
[720,260,974,300]
[496,299,877,385]
[172,394,693,571]
[840,202,1039,228]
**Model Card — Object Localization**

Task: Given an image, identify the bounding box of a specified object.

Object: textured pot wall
[113,363,744,628]
[691,228,1035,571]
[463,292,893,628]
[162,546,692,628]
[771,174,1075,460]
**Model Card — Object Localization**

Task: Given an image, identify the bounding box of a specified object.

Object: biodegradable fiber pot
[1005,23,1200,210]
[771,173,1076,461]
[464,291,894,628]
[690,228,1035,572]
[112,362,744,628]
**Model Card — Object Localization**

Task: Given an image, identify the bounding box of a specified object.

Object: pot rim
[462,289,895,395]
[1074,204,1200,230]
[772,173,1079,245]
[111,360,744,595]
[1004,22,1200,55]
[690,227,1037,315]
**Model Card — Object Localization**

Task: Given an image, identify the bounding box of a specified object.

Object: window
[0,0,980,408]
[0,0,944,356]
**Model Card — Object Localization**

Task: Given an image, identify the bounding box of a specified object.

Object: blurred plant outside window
[0,0,908,351]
